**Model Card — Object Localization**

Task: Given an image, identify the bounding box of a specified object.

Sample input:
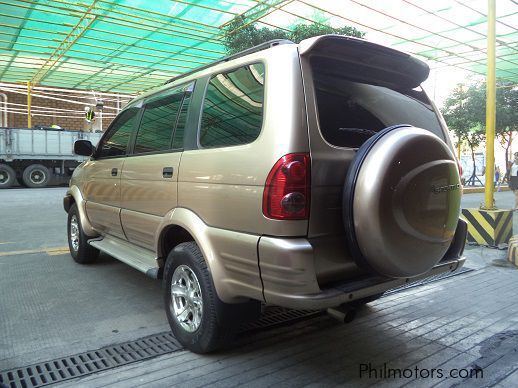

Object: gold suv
[65,35,466,353]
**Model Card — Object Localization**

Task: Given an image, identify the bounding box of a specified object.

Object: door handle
[111,168,118,176]
[163,167,174,178]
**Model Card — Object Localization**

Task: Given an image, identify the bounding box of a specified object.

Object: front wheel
[67,204,99,264]
[164,242,238,353]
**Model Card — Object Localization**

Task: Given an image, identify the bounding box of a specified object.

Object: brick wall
[2,87,125,132]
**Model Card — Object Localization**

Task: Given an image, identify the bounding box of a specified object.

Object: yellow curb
[463,186,511,194]
[0,247,69,257]
[46,247,71,256]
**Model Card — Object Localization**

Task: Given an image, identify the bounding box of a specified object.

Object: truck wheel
[164,242,236,353]
[22,164,52,188]
[0,164,16,188]
[67,204,99,264]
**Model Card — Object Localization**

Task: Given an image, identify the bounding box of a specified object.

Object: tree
[496,85,518,181]
[461,82,518,182]
[223,16,365,55]
[487,84,516,181]
[442,81,518,185]
[441,85,486,186]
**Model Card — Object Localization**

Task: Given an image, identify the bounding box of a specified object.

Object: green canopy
[0,0,516,93]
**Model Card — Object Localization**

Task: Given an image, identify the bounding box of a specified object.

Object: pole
[484,0,496,209]
[27,81,32,128]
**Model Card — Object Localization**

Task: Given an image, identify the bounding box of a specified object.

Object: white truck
[0,127,102,188]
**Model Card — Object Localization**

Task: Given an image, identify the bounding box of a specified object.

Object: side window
[134,94,182,154]
[97,108,138,158]
[199,63,264,148]
[133,83,193,154]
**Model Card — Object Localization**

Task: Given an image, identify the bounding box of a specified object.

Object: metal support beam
[30,0,99,86]
[27,81,31,128]
[484,0,496,209]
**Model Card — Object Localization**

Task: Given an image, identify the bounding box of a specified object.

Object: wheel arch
[156,209,211,263]
[155,208,263,304]
[65,186,97,236]
[157,224,195,261]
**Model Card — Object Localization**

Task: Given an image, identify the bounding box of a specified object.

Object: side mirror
[74,140,95,156]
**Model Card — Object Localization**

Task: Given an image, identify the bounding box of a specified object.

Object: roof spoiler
[299,35,429,89]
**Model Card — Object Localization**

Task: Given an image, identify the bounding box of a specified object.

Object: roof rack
[164,39,294,85]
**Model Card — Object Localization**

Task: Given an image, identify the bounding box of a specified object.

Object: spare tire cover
[343,124,461,278]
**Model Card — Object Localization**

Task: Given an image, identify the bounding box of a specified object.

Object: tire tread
[68,203,99,264]
[164,241,236,353]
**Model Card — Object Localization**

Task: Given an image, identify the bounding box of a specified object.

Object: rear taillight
[262,153,310,220]
[457,161,463,177]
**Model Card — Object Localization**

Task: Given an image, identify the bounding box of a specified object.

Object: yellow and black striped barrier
[461,208,513,247]
[508,235,518,267]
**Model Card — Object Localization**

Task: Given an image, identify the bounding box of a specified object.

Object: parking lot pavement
[0,188,170,368]
[0,187,69,254]
[0,248,170,369]
[1,188,517,387]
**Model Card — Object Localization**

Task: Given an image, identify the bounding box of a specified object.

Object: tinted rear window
[312,69,444,148]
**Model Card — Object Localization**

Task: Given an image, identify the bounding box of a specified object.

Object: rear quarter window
[199,63,265,148]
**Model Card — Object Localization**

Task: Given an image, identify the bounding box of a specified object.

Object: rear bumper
[258,220,467,310]
[261,256,464,310]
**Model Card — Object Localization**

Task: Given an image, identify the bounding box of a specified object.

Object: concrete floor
[0,188,169,369]
[0,188,517,387]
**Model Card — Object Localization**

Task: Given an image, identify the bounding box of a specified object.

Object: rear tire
[67,204,99,264]
[0,164,16,188]
[22,164,52,188]
[164,242,252,353]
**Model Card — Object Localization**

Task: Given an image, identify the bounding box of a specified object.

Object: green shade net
[0,0,516,93]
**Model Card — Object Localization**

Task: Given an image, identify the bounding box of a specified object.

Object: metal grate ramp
[0,332,182,388]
